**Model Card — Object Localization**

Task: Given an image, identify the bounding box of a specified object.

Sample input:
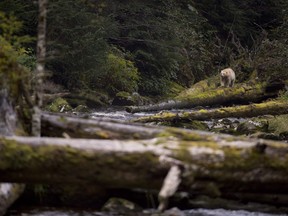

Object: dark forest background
[1,0,287,98]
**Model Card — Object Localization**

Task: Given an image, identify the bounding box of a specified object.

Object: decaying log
[127,82,285,113]
[1,128,288,206]
[133,100,288,123]
[41,113,163,139]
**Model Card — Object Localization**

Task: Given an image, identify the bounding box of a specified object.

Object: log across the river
[1,117,288,206]
[41,112,163,139]
[127,82,285,113]
[133,100,288,123]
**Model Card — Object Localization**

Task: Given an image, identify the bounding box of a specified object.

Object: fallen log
[41,112,163,139]
[1,130,288,207]
[133,100,288,123]
[126,82,285,113]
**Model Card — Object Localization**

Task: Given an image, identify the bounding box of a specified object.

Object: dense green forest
[1,0,288,99]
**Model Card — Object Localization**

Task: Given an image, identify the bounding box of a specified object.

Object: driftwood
[1,113,288,207]
[127,82,285,113]
[133,100,288,123]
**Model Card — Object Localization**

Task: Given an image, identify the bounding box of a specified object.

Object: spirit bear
[220,68,235,87]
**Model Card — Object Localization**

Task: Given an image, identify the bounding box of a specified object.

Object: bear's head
[220,70,228,77]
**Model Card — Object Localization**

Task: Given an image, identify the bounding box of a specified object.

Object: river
[6,207,288,216]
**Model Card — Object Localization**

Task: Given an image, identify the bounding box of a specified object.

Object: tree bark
[133,100,288,123]
[32,0,48,137]
[126,82,285,113]
[41,113,163,139]
[1,128,288,206]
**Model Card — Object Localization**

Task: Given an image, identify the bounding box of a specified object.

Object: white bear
[220,68,235,87]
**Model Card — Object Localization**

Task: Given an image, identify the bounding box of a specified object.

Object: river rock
[73,105,90,113]
[249,132,281,140]
[101,197,142,213]
[45,97,72,113]
[279,131,288,142]
[236,119,268,135]
[112,91,144,106]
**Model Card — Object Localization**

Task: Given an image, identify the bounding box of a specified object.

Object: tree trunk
[126,82,285,113]
[32,0,48,137]
[133,100,288,123]
[1,126,288,206]
[41,113,163,139]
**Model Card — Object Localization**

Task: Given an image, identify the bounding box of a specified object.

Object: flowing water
[90,107,155,120]
[6,208,288,216]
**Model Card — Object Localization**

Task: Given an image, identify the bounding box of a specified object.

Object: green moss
[0,139,36,168]
[268,114,288,134]
[45,97,72,113]
[73,105,90,113]
[116,91,130,98]
[187,121,209,130]
[198,109,208,113]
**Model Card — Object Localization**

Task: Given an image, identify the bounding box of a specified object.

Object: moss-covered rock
[236,119,268,135]
[249,132,281,140]
[209,118,239,134]
[45,98,72,113]
[177,75,219,99]
[73,105,90,113]
[112,91,146,106]
[65,91,110,108]
[279,131,288,142]
[101,197,142,213]
[188,120,209,130]
[267,114,288,135]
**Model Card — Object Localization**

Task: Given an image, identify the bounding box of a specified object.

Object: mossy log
[1,128,288,206]
[126,82,285,113]
[133,100,288,123]
[41,113,163,139]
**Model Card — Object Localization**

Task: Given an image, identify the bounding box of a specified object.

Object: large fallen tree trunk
[1,129,288,206]
[41,112,163,139]
[133,100,288,123]
[127,82,285,113]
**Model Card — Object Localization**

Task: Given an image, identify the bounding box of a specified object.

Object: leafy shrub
[255,39,288,82]
[0,12,34,50]
[46,0,112,91]
[99,52,139,95]
[0,12,33,97]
